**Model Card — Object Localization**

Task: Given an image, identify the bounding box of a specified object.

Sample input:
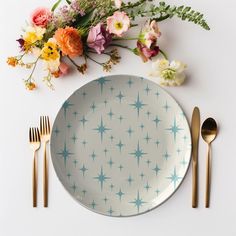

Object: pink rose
[59,62,70,75]
[87,23,112,54]
[31,7,52,28]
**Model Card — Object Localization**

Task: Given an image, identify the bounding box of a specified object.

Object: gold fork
[29,127,41,207]
[40,116,51,207]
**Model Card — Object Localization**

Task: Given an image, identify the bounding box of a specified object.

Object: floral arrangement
[7,0,209,90]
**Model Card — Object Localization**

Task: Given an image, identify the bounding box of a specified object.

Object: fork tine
[29,128,32,142]
[34,128,37,142]
[47,117,51,133]
[40,116,43,135]
[43,116,47,134]
[36,128,40,142]
[46,116,50,134]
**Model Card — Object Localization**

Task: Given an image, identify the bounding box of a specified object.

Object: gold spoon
[201,118,217,208]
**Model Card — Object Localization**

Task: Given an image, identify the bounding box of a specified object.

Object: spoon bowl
[201,118,217,144]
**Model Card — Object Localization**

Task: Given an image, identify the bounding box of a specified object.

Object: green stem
[109,43,134,52]
[67,56,80,68]
[159,49,168,60]
[27,56,40,81]
[85,54,103,66]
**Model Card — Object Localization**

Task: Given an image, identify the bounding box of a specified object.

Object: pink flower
[140,20,161,49]
[87,23,112,54]
[31,7,52,28]
[106,11,130,37]
[59,62,70,75]
[137,42,159,62]
[114,0,122,8]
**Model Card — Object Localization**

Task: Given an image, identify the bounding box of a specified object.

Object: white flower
[150,59,187,86]
[114,0,122,8]
[43,58,60,73]
[23,26,46,43]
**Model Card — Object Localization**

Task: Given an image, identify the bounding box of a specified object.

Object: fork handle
[33,152,37,207]
[43,143,48,207]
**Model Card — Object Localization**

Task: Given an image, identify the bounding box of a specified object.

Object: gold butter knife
[191,107,200,208]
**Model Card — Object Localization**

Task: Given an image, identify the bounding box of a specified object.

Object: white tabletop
[0,0,235,235]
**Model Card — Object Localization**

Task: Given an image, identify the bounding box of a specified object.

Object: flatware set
[29,116,51,207]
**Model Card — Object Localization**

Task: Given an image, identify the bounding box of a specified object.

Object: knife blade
[191,107,200,208]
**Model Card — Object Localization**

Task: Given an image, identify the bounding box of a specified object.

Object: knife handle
[192,161,198,208]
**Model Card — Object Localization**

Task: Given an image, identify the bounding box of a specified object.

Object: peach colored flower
[31,7,52,28]
[59,62,70,75]
[106,11,130,37]
[54,27,83,57]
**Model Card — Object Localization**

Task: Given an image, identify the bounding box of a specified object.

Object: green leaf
[51,0,62,12]
[66,0,71,4]
[76,10,94,26]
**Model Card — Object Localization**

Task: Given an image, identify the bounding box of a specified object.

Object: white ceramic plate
[50,75,191,216]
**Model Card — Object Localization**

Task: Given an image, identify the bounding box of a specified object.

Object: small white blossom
[150,59,187,86]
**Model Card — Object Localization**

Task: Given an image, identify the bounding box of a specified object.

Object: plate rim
[50,74,192,217]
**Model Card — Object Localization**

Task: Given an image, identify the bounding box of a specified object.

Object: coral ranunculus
[54,27,83,57]
[31,7,52,28]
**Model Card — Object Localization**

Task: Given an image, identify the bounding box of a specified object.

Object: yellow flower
[41,40,60,61]
[23,26,46,44]
[7,57,18,67]
[25,82,36,90]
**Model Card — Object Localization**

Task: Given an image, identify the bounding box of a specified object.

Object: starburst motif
[144,85,151,95]
[107,206,114,216]
[96,77,110,93]
[116,188,125,201]
[71,134,77,143]
[80,164,88,176]
[94,117,110,141]
[144,182,151,191]
[144,133,151,143]
[94,167,110,190]
[153,164,161,175]
[127,78,133,87]
[130,191,146,212]
[153,116,161,128]
[127,175,134,185]
[167,167,182,189]
[80,115,88,127]
[107,109,114,119]
[90,151,96,161]
[107,158,114,168]
[180,157,188,167]
[166,118,183,141]
[146,110,151,118]
[62,100,73,118]
[54,126,60,136]
[116,140,125,152]
[130,93,146,116]
[116,91,125,103]
[163,101,170,112]
[73,111,78,117]
[57,142,74,166]
[163,151,170,160]
[103,196,108,203]
[90,102,96,112]
[82,91,87,98]
[90,200,97,209]
[130,142,147,165]
[127,127,134,137]
[71,183,77,193]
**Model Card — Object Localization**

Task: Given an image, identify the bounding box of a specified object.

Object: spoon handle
[205,144,211,208]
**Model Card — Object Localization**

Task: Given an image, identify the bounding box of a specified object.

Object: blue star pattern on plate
[50,75,191,217]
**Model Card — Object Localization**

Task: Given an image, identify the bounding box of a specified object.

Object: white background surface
[0,0,235,235]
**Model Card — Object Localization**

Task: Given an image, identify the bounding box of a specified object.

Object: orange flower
[54,27,83,57]
[25,82,36,90]
[7,57,18,67]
